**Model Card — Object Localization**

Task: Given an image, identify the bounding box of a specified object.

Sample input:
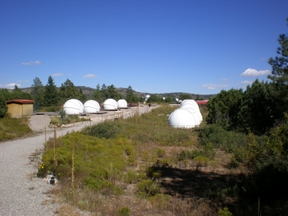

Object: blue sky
[0,1,287,94]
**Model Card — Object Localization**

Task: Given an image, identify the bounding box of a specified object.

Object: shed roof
[6,99,35,105]
[196,100,209,105]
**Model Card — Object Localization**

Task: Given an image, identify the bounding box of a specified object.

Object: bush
[156,148,166,158]
[137,179,160,196]
[82,121,121,139]
[117,207,131,216]
[199,124,247,151]
[194,156,209,167]
[218,207,232,216]
[124,170,139,184]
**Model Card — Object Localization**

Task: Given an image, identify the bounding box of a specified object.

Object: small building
[6,99,34,118]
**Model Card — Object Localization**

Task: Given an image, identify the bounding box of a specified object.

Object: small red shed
[6,99,34,118]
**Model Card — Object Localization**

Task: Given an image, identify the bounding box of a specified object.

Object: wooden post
[71,132,75,190]
[45,125,46,142]
[53,126,57,171]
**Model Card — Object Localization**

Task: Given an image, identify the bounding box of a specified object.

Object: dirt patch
[29,115,51,132]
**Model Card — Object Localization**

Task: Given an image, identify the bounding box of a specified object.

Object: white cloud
[241,80,253,85]
[83,74,98,78]
[202,83,229,90]
[51,73,63,77]
[5,83,21,89]
[21,60,41,66]
[221,78,230,82]
[241,68,271,76]
[18,80,29,83]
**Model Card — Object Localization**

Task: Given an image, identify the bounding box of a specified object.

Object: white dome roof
[180,100,202,122]
[181,103,199,112]
[181,100,200,110]
[63,99,84,115]
[168,108,197,128]
[103,98,118,110]
[117,99,128,108]
[84,100,100,113]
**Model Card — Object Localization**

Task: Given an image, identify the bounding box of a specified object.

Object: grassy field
[2,105,286,215]
[0,117,32,142]
[38,105,248,216]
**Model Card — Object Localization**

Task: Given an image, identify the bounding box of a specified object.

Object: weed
[156,148,166,158]
[117,206,131,216]
[137,179,160,197]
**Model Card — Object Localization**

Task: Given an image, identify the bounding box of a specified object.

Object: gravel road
[0,105,154,216]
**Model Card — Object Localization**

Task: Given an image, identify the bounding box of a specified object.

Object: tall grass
[38,105,221,215]
[0,117,32,141]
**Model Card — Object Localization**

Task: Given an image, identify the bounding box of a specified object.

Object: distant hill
[19,86,215,100]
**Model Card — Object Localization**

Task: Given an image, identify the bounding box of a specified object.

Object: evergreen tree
[146,94,161,103]
[107,84,121,100]
[100,84,108,101]
[238,80,274,135]
[59,79,80,103]
[44,76,59,106]
[268,18,288,123]
[126,86,138,102]
[0,91,7,118]
[79,88,87,102]
[179,93,192,101]
[31,77,44,107]
[93,84,101,102]
[12,85,22,99]
[206,89,243,130]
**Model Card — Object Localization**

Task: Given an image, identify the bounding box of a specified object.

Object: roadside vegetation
[0,117,32,142]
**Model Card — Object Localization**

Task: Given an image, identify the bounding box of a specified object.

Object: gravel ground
[0,105,155,216]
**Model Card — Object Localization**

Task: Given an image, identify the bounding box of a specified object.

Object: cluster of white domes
[168,99,203,129]
[63,98,128,114]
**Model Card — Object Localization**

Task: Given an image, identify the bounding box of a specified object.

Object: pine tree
[44,76,59,106]
[0,91,7,118]
[31,77,44,107]
[93,84,101,102]
[59,79,80,103]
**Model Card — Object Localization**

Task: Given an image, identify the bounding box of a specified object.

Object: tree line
[201,18,288,213]
[0,75,194,117]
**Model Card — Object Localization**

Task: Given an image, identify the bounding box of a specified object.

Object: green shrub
[218,207,232,216]
[156,148,166,158]
[124,170,139,184]
[117,207,131,216]
[199,124,247,151]
[194,156,209,166]
[82,121,121,139]
[137,179,160,196]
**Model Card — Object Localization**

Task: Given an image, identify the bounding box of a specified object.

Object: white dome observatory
[168,99,203,128]
[103,98,118,110]
[168,108,197,129]
[84,100,100,113]
[117,99,128,109]
[63,99,84,115]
